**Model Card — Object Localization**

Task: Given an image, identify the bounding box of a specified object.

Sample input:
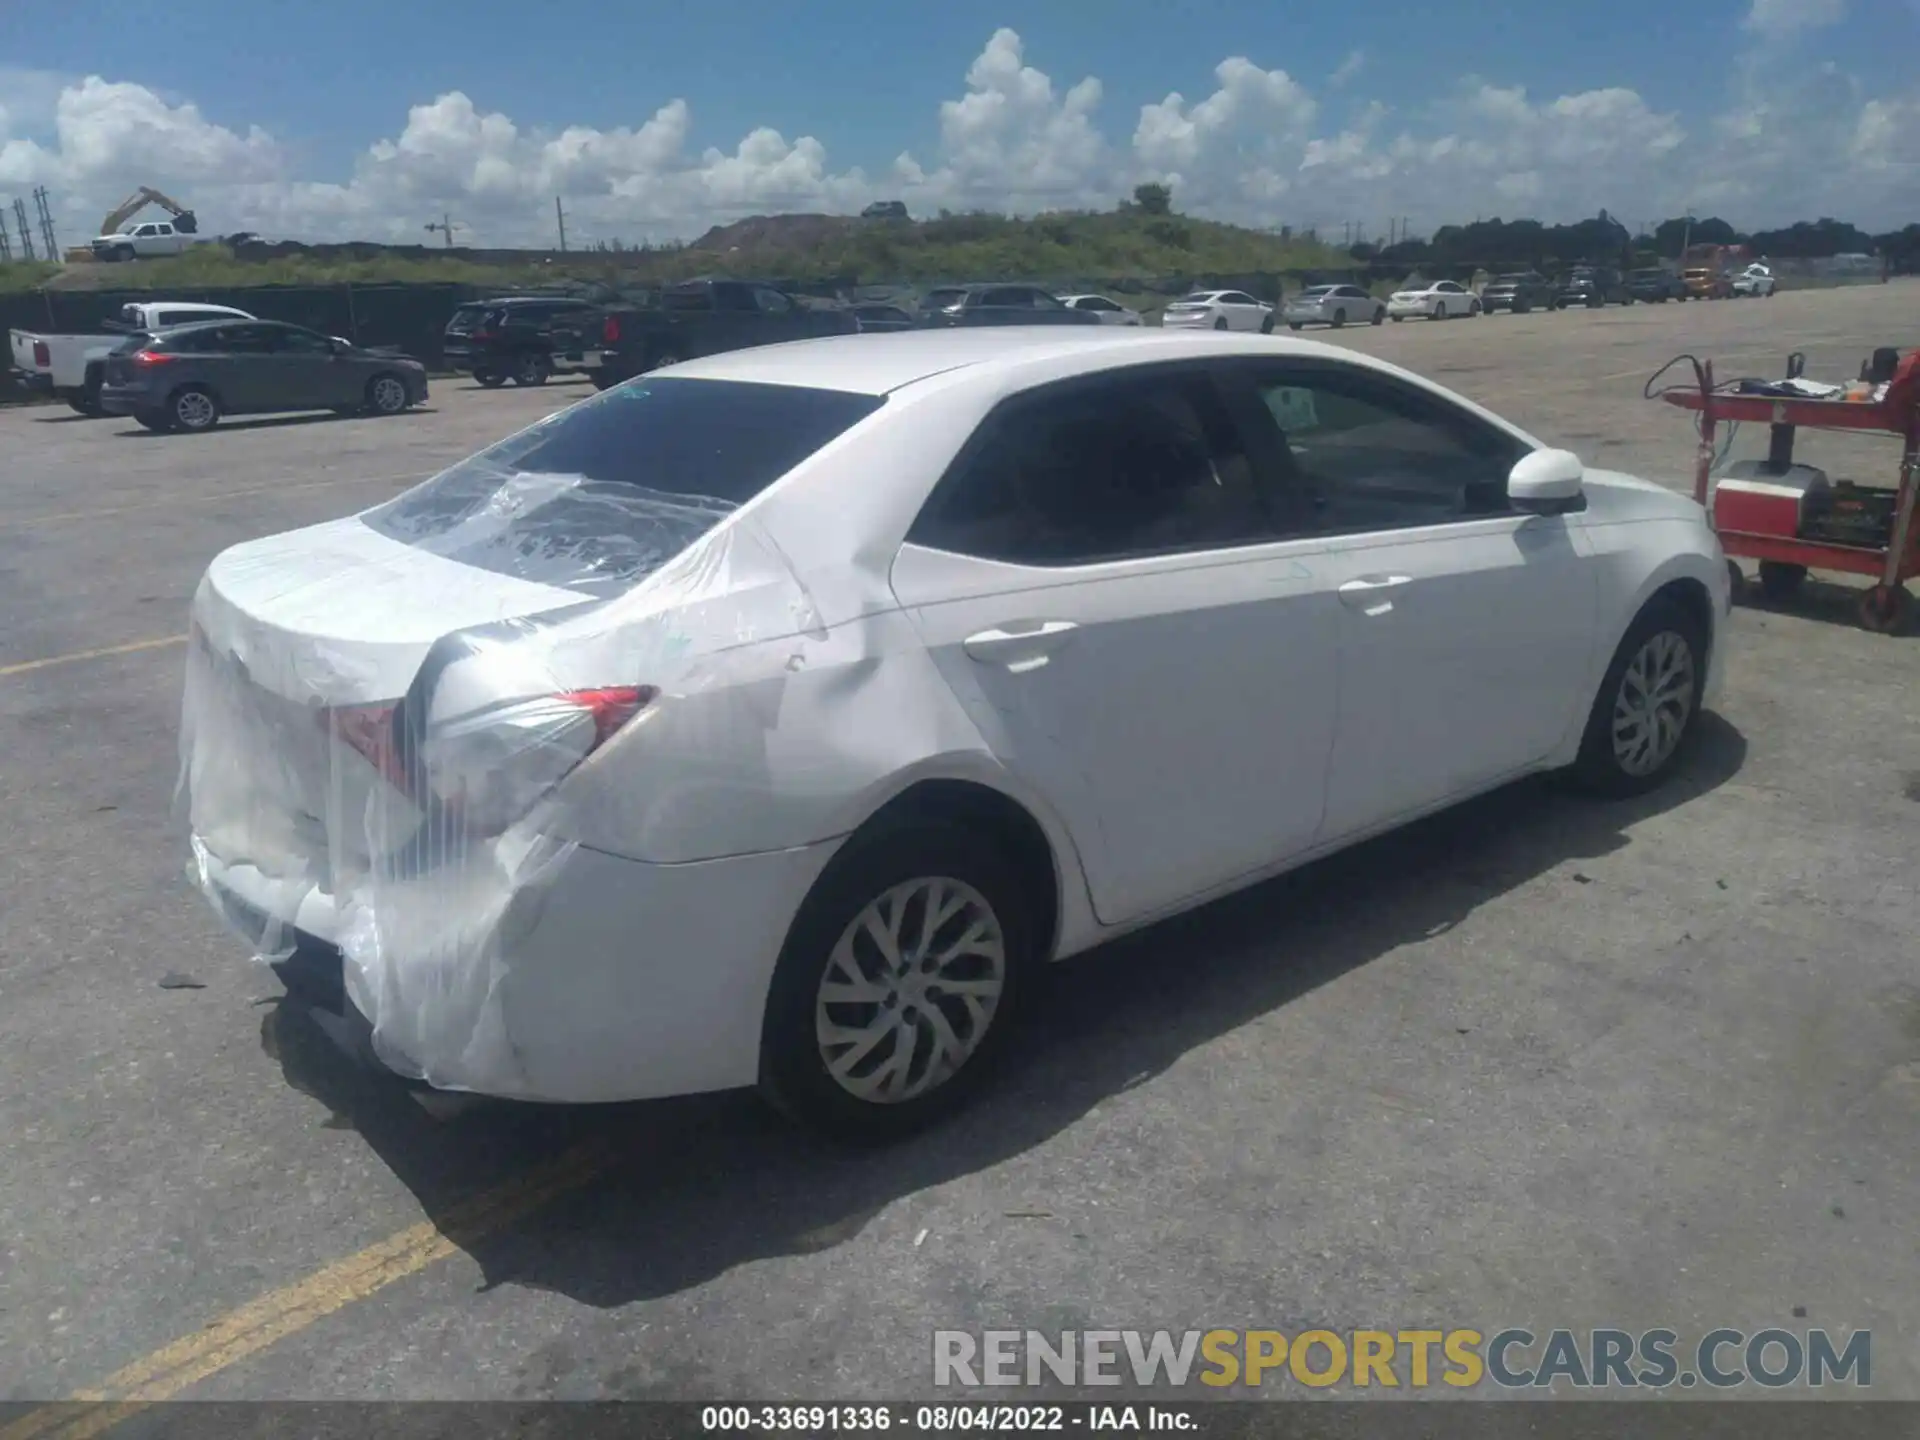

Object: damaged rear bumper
[194,834,841,1105]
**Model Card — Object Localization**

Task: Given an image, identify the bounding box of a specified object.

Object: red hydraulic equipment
[1656,347,1920,634]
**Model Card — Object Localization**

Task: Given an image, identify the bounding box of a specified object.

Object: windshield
[361,378,884,594]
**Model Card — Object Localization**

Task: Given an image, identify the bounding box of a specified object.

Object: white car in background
[1281,284,1387,330]
[1388,280,1482,321]
[1159,289,1275,332]
[1731,264,1777,298]
[181,327,1729,1140]
[1058,294,1145,326]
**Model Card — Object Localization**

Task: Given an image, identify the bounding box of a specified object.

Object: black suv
[1478,271,1558,314]
[442,295,601,387]
[1627,267,1688,303]
[1556,266,1633,309]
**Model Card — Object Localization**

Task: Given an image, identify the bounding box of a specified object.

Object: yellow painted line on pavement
[8,471,430,529]
[0,1138,611,1440]
[0,634,187,678]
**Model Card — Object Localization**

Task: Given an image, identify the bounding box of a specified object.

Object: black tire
[758,820,1038,1142]
[111,244,135,263]
[509,351,550,387]
[1260,314,1275,334]
[1391,314,1403,322]
[1566,597,1708,798]
[1213,317,1229,331]
[590,371,624,391]
[1858,584,1913,635]
[473,369,508,389]
[1470,299,1483,316]
[168,385,221,433]
[1370,308,1385,325]
[1287,321,1303,331]
[1331,309,1347,328]
[365,372,411,415]
[1756,561,1807,601]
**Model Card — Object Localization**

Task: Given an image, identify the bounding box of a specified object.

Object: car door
[1215,291,1260,330]
[186,323,279,412]
[265,324,358,408]
[890,362,1343,925]
[1226,359,1599,840]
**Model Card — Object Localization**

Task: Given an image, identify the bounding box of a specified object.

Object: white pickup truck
[9,300,255,415]
[91,221,204,262]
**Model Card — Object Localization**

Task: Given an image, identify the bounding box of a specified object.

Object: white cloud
[1742,0,1846,36]
[1329,50,1366,88]
[4,27,1916,252]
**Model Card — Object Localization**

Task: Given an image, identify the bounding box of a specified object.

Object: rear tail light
[133,350,175,366]
[469,330,494,342]
[32,341,49,367]
[602,316,620,344]
[325,684,658,838]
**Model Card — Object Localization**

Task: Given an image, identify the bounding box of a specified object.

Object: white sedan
[181,328,1729,1139]
[1159,289,1275,332]
[1731,264,1777,298]
[1058,293,1145,326]
[1388,280,1483,321]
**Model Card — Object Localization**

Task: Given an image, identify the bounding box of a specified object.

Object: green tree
[1132,182,1173,216]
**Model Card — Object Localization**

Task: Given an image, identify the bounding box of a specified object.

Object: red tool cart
[1658,348,1920,634]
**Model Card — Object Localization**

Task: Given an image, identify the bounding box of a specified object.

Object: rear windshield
[361,377,883,594]
[447,305,496,329]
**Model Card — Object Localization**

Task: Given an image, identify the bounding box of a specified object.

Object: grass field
[0,208,1347,297]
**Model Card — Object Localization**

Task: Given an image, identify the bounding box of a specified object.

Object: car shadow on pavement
[112,412,435,438]
[261,714,1748,1310]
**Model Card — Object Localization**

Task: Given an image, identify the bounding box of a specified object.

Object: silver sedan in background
[1281,284,1387,330]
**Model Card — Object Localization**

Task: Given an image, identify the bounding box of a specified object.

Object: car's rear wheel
[509,352,550,387]
[1213,316,1229,331]
[1288,321,1303,330]
[1331,308,1347,328]
[473,369,507,389]
[169,386,220,433]
[759,821,1036,1141]
[1370,307,1385,325]
[365,373,411,415]
[1567,597,1707,797]
[1469,299,1483,316]
[1260,314,1275,334]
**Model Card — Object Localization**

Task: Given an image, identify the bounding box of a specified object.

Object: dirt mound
[690,213,864,253]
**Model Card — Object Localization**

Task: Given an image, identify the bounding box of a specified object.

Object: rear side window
[361,378,884,593]
[907,368,1270,566]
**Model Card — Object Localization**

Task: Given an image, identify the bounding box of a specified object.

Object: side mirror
[1508,448,1586,515]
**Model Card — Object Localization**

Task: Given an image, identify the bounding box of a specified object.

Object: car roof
[662,327,1422,398]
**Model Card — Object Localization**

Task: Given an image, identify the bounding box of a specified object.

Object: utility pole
[555,196,568,252]
[13,199,35,262]
[0,222,11,263]
[1680,209,1694,261]
[424,213,460,248]
[32,186,57,259]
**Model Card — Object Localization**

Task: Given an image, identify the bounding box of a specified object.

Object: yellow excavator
[63,187,199,262]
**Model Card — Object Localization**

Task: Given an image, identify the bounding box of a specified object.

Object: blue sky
[2,0,1913,243]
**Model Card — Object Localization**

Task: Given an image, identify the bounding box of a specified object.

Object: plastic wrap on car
[177,463,820,1095]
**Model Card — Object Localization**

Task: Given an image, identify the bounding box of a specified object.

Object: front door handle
[963,620,1079,673]
[1338,574,1414,615]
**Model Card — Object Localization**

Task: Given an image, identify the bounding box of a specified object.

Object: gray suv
[98,320,428,433]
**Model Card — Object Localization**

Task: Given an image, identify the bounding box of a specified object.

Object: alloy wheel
[174,390,216,430]
[1611,631,1695,776]
[371,376,407,413]
[814,876,1006,1105]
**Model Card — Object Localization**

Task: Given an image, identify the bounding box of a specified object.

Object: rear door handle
[963,620,1079,673]
[1338,574,1414,614]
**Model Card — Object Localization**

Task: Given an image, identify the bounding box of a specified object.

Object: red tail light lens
[32,341,49,367]
[601,316,620,344]
[324,685,658,834]
[133,350,175,366]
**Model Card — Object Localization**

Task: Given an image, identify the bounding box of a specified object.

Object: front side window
[979,288,1035,308]
[271,327,335,355]
[361,378,884,593]
[1219,292,1258,306]
[1240,364,1528,535]
[907,368,1270,567]
[752,287,794,315]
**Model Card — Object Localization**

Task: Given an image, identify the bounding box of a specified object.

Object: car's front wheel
[759,821,1035,1141]
[473,369,508,389]
[365,373,411,415]
[1567,596,1707,797]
